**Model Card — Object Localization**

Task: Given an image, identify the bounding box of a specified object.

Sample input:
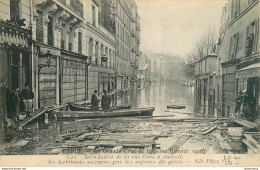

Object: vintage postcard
[0,0,259,167]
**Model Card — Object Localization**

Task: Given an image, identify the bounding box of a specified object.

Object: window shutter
[253,19,259,52]
[229,37,233,59]
[244,26,249,55]
[234,33,239,59]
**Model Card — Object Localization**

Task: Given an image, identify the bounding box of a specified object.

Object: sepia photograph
[0,0,259,167]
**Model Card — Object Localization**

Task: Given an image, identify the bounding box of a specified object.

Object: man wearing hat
[20,82,34,118]
[242,90,256,121]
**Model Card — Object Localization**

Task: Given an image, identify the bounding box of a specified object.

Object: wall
[220,1,259,63]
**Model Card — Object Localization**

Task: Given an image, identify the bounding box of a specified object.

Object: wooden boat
[167,105,186,109]
[55,107,155,120]
[68,103,131,111]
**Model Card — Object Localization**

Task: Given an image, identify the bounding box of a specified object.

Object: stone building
[218,0,260,118]
[0,0,32,92]
[194,54,218,116]
[99,0,141,93]
[32,0,87,108]
[0,0,33,136]
[83,0,116,100]
[137,53,150,88]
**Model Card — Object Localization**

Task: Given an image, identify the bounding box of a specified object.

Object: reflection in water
[120,83,195,118]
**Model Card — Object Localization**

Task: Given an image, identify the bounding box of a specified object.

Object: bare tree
[183,26,217,79]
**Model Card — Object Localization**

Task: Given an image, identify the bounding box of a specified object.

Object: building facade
[0,0,141,116]
[219,0,260,118]
[194,54,218,117]
[137,53,150,88]
[0,0,33,136]
[84,0,116,101]
[99,0,141,94]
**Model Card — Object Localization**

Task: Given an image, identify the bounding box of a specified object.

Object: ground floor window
[10,51,30,90]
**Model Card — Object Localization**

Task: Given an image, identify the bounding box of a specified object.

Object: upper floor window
[10,0,20,21]
[92,5,96,26]
[231,0,240,20]
[36,12,43,43]
[245,19,259,56]
[47,16,54,46]
[248,0,257,5]
[229,33,239,60]
[78,32,82,53]
[88,38,93,63]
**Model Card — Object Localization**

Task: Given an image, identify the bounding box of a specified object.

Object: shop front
[236,62,260,119]
[61,52,87,104]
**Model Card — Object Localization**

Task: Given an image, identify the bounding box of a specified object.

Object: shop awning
[236,63,260,79]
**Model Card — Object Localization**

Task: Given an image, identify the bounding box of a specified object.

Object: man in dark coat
[101,90,111,111]
[234,91,243,114]
[242,91,256,121]
[20,83,34,118]
[91,90,99,111]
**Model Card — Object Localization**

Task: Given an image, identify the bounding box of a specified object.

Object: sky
[136,0,227,59]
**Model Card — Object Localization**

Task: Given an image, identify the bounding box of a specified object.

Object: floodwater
[1,83,246,155]
[120,83,196,119]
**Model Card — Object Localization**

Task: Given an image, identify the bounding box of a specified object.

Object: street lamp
[101,54,108,62]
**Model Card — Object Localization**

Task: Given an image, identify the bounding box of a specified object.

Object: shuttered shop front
[39,57,57,107]
[61,57,86,103]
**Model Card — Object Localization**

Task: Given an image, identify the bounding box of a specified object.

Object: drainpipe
[29,0,36,109]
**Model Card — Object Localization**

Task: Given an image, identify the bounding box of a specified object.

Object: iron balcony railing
[57,0,83,17]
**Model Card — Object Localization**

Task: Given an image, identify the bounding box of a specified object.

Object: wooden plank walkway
[234,119,258,129]
[14,104,68,129]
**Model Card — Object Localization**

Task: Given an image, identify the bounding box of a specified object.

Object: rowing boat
[68,103,131,111]
[55,107,155,120]
[167,105,186,109]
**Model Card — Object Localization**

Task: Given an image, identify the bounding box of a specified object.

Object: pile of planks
[242,132,260,154]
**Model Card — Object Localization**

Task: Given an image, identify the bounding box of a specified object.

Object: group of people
[6,83,34,124]
[91,90,112,111]
[234,90,256,121]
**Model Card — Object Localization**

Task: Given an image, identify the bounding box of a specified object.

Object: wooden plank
[15,108,48,129]
[43,142,152,149]
[167,135,191,151]
[242,139,260,154]
[212,133,232,151]
[13,139,30,147]
[85,146,96,152]
[201,126,218,135]
[244,132,260,135]
[244,134,260,149]
[112,146,123,152]
[15,104,68,129]
[234,119,257,129]
[77,133,99,141]
[51,148,63,154]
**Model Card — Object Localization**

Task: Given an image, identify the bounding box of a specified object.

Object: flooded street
[125,83,195,119]
[0,84,247,155]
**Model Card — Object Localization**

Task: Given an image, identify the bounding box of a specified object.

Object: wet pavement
[0,83,249,155]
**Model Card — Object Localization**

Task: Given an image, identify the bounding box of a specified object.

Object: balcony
[0,20,31,48]
[57,0,83,17]
[131,48,135,52]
